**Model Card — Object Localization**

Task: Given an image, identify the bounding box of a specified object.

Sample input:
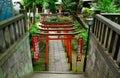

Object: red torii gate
[38,22,79,70]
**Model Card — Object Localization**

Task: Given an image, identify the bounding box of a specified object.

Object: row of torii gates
[36,14,82,71]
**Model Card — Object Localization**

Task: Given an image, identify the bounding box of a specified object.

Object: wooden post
[67,39,70,63]
[45,39,49,71]
[69,40,72,70]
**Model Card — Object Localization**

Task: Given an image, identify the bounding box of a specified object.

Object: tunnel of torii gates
[32,22,83,71]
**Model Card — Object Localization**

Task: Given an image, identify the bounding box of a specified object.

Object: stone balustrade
[0,14,33,78]
[85,13,120,78]
[93,14,120,66]
[101,13,120,24]
[0,14,27,52]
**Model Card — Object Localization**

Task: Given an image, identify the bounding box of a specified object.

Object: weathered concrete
[0,33,33,78]
[85,33,120,78]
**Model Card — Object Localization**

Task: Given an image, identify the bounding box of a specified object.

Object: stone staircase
[24,71,85,78]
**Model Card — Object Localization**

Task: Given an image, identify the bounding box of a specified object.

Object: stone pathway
[26,39,86,78]
[26,23,86,78]
[49,39,69,71]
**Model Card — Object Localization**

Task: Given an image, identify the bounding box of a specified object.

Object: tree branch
[62,0,87,29]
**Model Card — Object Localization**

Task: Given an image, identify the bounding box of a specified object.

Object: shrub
[50,16,58,22]
[58,16,72,22]
[29,24,39,34]
[82,7,92,18]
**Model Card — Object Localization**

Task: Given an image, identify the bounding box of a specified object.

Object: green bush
[29,24,39,34]
[50,16,58,22]
[82,8,91,18]
[58,16,72,22]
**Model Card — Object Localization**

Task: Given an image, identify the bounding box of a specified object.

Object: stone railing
[93,14,120,67]
[0,14,33,78]
[101,13,120,24]
[85,13,120,78]
[0,14,27,53]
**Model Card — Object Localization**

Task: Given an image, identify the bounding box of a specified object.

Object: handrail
[0,14,27,53]
[0,14,25,29]
[95,14,120,34]
[101,13,120,24]
[92,14,120,68]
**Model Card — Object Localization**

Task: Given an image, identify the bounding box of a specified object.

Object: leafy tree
[21,0,57,12]
[62,0,87,29]
[21,0,57,23]
[21,0,43,9]
[62,0,82,13]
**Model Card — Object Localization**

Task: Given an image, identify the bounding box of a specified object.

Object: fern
[95,0,118,13]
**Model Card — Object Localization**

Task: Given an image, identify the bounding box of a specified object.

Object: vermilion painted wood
[37,32,80,36]
[38,28,76,31]
[41,25,73,28]
[40,22,78,70]
[40,37,76,40]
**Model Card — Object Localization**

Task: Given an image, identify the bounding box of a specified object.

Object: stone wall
[0,33,33,78]
[85,34,120,78]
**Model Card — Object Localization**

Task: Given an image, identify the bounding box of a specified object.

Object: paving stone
[49,40,68,72]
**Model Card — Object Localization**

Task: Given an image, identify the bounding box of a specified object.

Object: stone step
[24,71,86,78]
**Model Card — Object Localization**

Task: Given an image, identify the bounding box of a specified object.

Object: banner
[32,35,40,60]
[77,38,83,61]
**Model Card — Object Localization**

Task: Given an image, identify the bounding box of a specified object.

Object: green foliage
[82,8,90,14]
[35,14,41,22]
[62,0,82,12]
[72,21,87,54]
[113,0,120,12]
[58,16,72,22]
[50,16,58,22]
[22,0,57,11]
[94,0,118,13]
[113,0,120,7]
[73,21,82,29]
[33,58,45,71]
[29,24,39,34]
[82,8,91,18]
[62,0,76,10]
